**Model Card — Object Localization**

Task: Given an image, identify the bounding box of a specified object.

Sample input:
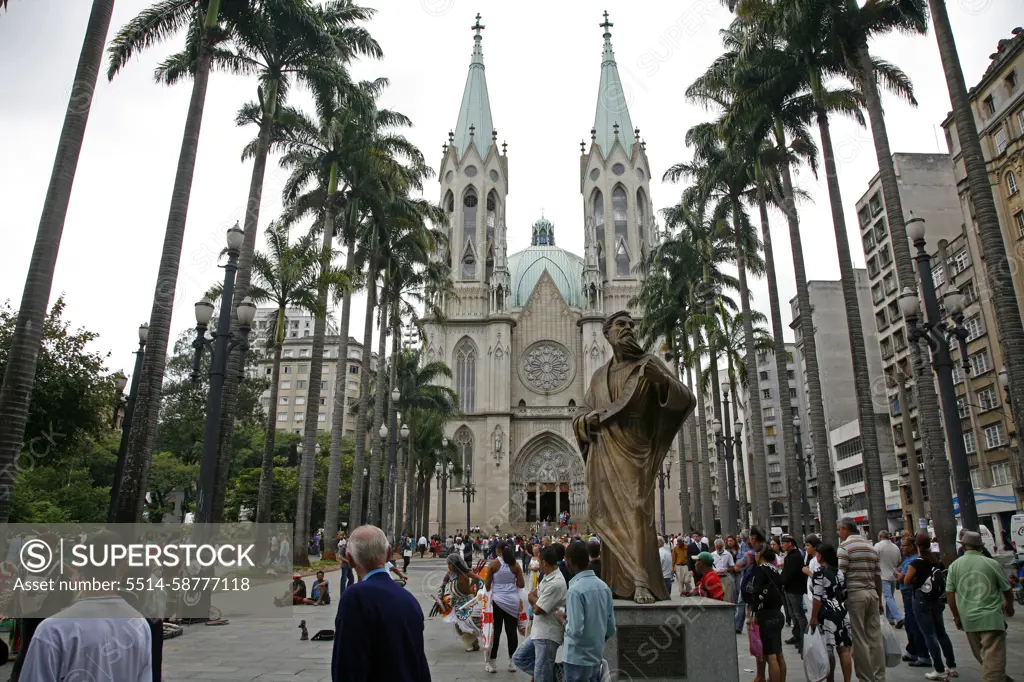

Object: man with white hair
[332,525,429,682]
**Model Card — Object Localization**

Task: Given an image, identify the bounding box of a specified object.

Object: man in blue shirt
[559,540,615,682]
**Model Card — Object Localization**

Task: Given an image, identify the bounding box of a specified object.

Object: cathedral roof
[508,245,584,309]
[453,14,494,159]
[531,215,555,246]
[593,12,635,160]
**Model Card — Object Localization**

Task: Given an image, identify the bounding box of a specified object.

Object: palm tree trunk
[771,127,836,541]
[294,172,338,566]
[365,294,390,526]
[381,301,400,536]
[0,0,114,524]
[815,110,888,535]
[693,330,714,536]
[756,181,799,534]
[673,355,691,534]
[400,438,415,535]
[324,240,356,548]
[256,307,286,524]
[857,45,955,553]
[347,269,377,530]
[211,79,279,523]
[117,6,220,522]
[730,376,749,528]
[926,0,1024,554]
[733,201,769,531]
[686,365,703,533]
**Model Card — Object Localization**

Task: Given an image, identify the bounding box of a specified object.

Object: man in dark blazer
[332,525,430,682]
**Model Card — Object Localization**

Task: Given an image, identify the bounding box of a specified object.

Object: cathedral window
[462,190,478,280]
[455,426,473,487]
[613,187,629,276]
[538,229,548,245]
[454,338,477,412]
[616,238,630,277]
[637,189,648,254]
[486,191,497,281]
[593,189,606,279]
[443,190,454,266]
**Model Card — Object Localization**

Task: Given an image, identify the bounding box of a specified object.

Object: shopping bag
[748,623,763,659]
[803,627,829,682]
[880,615,901,668]
[479,588,494,656]
[517,587,529,635]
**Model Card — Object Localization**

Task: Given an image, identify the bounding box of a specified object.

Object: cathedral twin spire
[593,11,635,159]
[452,14,494,159]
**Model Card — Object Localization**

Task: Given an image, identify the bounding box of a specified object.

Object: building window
[883,272,896,294]
[280,380,291,390]
[765,425,776,436]
[961,281,978,303]
[932,263,945,288]
[977,386,999,411]
[990,461,1012,486]
[318,413,326,422]
[957,396,969,419]
[964,430,977,454]
[770,482,783,496]
[1007,70,1018,91]
[968,468,982,489]
[949,249,970,276]
[768,462,781,475]
[787,370,794,380]
[871,283,884,304]
[265,367,272,376]
[762,388,772,399]
[952,363,965,384]
[454,338,477,413]
[349,365,359,375]
[295,396,305,405]
[261,397,270,408]
[296,380,306,389]
[320,397,326,405]
[888,480,900,492]
[1015,211,1024,239]
[763,406,776,421]
[858,206,871,227]
[983,95,995,117]
[299,348,309,357]
[294,412,304,422]
[277,411,288,422]
[995,129,1008,154]
[984,423,1006,449]
[298,365,308,374]
[303,330,310,337]
[283,350,293,358]
[835,436,863,461]
[838,465,865,487]
[867,256,880,278]
[279,396,289,405]
[455,426,473,486]
[868,191,883,216]
[283,366,291,374]
[1008,171,1019,197]
[767,443,777,455]
[759,371,769,381]
[970,348,992,376]
[321,381,327,390]
[964,314,983,341]
[789,387,797,399]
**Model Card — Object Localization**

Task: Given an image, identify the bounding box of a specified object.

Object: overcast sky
[0,0,1018,380]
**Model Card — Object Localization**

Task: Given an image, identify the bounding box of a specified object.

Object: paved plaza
[147,557,1024,682]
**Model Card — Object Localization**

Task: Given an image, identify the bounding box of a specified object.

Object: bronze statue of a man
[572,311,695,603]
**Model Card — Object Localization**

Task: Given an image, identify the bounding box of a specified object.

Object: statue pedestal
[602,597,738,682]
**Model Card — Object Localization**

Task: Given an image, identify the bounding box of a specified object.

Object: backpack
[740,551,758,597]
[918,564,947,603]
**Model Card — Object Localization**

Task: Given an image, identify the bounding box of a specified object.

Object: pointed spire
[453,14,495,159]
[593,11,635,159]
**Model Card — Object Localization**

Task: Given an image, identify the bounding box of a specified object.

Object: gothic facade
[424,14,682,534]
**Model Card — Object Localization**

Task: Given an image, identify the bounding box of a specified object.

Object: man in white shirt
[658,536,674,596]
[20,532,152,682]
[418,535,427,558]
[712,538,736,602]
[874,530,904,626]
[513,545,567,681]
[279,534,292,565]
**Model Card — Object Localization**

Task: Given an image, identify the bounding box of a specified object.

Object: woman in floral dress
[809,543,853,682]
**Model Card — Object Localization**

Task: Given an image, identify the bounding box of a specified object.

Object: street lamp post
[108,323,149,522]
[716,384,739,534]
[435,438,454,538]
[191,225,257,524]
[793,416,812,538]
[655,460,673,536]
[462,464,476,535]
[734,419,745,527]
[383,387,401,541]
[361,467,369,523]
[898,215,978,531]
[397,423,410,535]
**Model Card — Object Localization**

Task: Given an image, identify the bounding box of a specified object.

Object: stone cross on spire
[600,10,613,37]
[472,13,485,37]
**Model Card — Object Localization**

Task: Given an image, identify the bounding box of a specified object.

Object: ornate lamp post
[733,418,745,527]
[436,436,454,537]
[655,459,673,535]
[793,415,812,537]
[108,322,149,522]
[719,384,739,534]
[383,387,401,540]
[462,464,476,535]
[396,422,410,535]
[361,466,369,523]
[191,225,257,524]
[898,215,978,531]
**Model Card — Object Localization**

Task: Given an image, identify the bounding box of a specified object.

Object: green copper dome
[508,245,584,309]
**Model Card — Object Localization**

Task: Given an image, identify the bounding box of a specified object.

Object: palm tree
[105,0,262,521]
[210,0,381,524]
[244,223,320,526]
[926,0,1024,541]
[0,0,114,524]
[393,349,459,535]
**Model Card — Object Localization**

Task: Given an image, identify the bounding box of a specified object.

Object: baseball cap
[696,551,715,566]
[780,534,795,545]
[292,572,301,579]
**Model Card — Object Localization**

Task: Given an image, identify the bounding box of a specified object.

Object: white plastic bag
[803,627,829,682]
[880,615,901,668]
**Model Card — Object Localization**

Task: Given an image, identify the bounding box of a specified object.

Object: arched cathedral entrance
[509,433,586,527]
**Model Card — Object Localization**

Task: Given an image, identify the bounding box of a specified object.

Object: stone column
[556,483,561,518]
[534,485,540,525]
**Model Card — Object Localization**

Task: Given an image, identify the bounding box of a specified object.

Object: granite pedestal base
[602,597,738,682]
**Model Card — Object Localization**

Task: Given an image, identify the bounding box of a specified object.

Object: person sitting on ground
[687,551,725,601]
[291,573,314,605]
[311,570,331,606]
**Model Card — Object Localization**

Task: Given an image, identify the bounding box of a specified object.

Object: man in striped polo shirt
[838,517,886,682]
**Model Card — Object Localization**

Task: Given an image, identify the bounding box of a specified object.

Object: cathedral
[424,14,683,535]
